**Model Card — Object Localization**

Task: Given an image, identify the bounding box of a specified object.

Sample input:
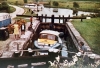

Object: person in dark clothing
[21,23,26,34]
[79,41,87,54]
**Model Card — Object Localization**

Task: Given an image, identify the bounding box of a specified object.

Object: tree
[0,1,10,13]
[73,9,78,16]
[73,2,79,9]
[1,1,8,5]
[73,2,79,16]
[95,3,100,8]
[23,0,27,3]
[35,0,39,2]
[53,1,59,7]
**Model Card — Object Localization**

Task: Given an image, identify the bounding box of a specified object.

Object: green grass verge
[9,6,16,13]
[71,17,100,54]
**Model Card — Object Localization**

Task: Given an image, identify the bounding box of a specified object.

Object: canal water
[38,8,92,23]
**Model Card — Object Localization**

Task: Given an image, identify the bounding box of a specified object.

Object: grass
[71,18,100,54]
[7,0,24,5]
[9,6,16,13]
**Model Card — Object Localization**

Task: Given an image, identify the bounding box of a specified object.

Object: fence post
[51,15,54,24]
[65,17,68,22]
[40,14,43,22]
[81,18,83,22]
[50,15,54,30]
[45,14,47,22]
[59,15,60,23]
[36,14,38,19]
[63,15,65,24]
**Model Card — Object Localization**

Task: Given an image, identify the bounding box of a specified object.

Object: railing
[17,14,86,23]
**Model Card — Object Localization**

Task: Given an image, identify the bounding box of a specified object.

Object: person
[79,41,87,54]
[30,16,33,25]
[13,21,20,40]
[79,41,90,65]
[21,23,26,35]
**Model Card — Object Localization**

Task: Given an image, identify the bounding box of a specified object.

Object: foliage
[15,1,18,5]
[23,0,27,3]
[48,56,100,68]
[52,1,59,7]
[73,9,78,16]
[1,1,8,5]
[73,2,79,8]
[35,0,39,2]
[0,1,10,13]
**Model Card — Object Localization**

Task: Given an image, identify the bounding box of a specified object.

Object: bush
[73,2,79,8]
[0,1,10,13]
[23,0,27,3]
[73,9,78,16]
[53,1,59,6]
[0,4,2,9]
[1,1,8,5]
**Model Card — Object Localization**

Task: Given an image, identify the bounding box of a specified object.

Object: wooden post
[50,15,54,30]
[45,14,47,22]
[38,16,40,21]
[36,14,38,19]
[41,14,43,22]
[51,15,54,24]
[81,18,83,22]
[59,15,60,23]
[40,14,43,22]
[65,18,68,22]
[63,15,65,24]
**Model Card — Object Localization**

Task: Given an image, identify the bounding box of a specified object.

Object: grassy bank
[9,6,16,13]
[71,18,100,54]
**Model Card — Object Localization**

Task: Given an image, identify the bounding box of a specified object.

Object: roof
[0,13,9,16]
[0,13,10,21]
[26,4,36,6]
[40,30,60,36]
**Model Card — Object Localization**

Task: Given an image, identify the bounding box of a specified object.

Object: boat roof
[40,30,60,36]
[0,13,9,16]
[26,4,36,6]
[26,4,43,6]
[0,13,10,21]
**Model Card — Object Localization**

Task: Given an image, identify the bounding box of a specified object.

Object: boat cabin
[38,33,57,45]
[34,30,62,49]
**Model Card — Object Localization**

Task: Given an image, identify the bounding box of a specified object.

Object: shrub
[73,2,79,9]
[53,1,59,7]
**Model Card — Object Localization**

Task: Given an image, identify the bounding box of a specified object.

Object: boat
[53,8,58,12]
[25,3,44,12]
[34,29,64,55]
[0,13,11,28]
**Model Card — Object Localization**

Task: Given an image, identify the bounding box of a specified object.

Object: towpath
[0,5,25,54]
